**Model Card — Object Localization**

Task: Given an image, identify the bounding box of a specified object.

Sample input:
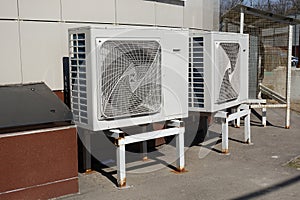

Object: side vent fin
[189,37,205,108]
[69,33,88,124]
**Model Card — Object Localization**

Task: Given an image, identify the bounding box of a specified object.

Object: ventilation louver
[69,33,88,124]
[188,37,204,108]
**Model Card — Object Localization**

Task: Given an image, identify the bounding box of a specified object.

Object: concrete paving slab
[57,108,300,200]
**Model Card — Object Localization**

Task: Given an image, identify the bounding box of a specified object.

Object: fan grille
[98,40,161,119]
[216,43,240,104]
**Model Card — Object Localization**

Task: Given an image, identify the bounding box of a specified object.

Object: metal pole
[262,107,267,127]
[236,107,241,128]
[141,126,148,161]
[117,138,126,187]
[286,25,293,129]
[221,119,229,154]
[244,111,251,144]
[79,128,92,173]
[142,141,148,161]
[176,128,185,172]
[240,7,244,34]
[294,14,297,58]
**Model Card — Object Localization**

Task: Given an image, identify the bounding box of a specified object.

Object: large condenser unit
[68,26,189,131]
[188,31,249,112]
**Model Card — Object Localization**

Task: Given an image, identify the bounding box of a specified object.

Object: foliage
[220,0,300,15]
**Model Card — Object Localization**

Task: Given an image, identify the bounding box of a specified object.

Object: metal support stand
[244,110,251,144]
[141,126,148,161]
[237,99,266,127]
[286,25,293,129]
[107,120,185,188]
[83,132,92,172]
[215,104,251,154]
[221,118,229,154]
[77,128,92,173]
[240,7,244,34]
[262,107,267,127]
[116,137,126,188]
[236,107,241,128]
[172,121,185,172]
[142,141,148,161]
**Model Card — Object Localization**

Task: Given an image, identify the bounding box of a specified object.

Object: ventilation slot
[189,37,204,108]
[69,33,88,124]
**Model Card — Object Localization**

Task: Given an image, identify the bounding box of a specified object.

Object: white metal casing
[68,26,188,131]
[189,31,249,112]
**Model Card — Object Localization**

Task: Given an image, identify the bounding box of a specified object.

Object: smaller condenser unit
[189,31,249,112]
[68,26,188,131]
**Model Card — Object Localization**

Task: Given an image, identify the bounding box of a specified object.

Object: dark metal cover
[0,82,73,129]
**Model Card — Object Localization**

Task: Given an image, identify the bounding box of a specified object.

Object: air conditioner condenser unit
[68,26,189,131]
[189,31,249,112]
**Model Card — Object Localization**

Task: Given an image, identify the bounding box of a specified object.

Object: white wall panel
[18,0,61,21]
[61,0,115,23]
[213,0,220,31]
[0,21,22,85]
[20,22,63,90]
[0,0,18,19]
[155,2,183,27]
[116,0,155,25]
[201,0,216,31]
[183,0,203,29]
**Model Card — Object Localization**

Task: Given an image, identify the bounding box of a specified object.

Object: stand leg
[176,129,185,172]
[79,129,92,173]
[117,138,126,188]
[222,119,229,154]
[232,107,237,127]
[262,107,267,127]
[244,111,251,144]
[141,126,148,161]
[142,141,148,161]
[236,107,241,128]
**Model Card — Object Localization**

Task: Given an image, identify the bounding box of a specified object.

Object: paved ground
[58,108,300,200]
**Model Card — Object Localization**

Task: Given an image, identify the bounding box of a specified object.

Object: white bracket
[108,129,124,138]
[215,104,251,154]
[106,120,185,188]
[167,119,184,127]
[238,99,267,127]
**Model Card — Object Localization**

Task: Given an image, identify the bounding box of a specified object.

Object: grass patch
[286,156,300,169]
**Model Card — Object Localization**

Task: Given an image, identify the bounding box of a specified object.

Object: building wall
[288,13,300,46]
[292,14,300,59]
[0,0,219,90]
[263,67,300,112]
